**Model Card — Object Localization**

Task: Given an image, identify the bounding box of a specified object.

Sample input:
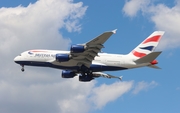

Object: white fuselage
[14,49,150,72]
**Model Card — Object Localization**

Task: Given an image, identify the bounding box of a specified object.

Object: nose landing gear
[20,65,25,72]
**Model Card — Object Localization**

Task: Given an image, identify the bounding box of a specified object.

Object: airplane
[14,29,165,82]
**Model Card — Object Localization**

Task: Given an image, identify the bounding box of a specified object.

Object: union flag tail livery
[128,31,165,58]
[14,30,165,82]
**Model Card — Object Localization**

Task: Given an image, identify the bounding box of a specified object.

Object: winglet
[112,29,117,34]
[119,76,123,81]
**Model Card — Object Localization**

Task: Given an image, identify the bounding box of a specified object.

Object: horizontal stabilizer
[148,65,161,69]
[135,51,162,64]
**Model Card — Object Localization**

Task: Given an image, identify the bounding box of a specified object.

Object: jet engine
[56,54,71,62]
[70,45,86,53]
[62,70,76,78]
[79,76,94,82]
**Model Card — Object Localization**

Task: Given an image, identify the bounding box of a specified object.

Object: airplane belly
[51,60,78,67]
[90,64,127,71]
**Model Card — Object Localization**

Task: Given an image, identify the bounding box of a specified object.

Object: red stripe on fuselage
[143,35,161,44]
[133,51,146,58]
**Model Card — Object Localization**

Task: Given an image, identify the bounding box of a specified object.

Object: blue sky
[0,0,180,113]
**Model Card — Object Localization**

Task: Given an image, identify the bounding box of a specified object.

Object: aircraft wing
[70,29,117,68]
[86,29,117,46]
[92,72,123,81]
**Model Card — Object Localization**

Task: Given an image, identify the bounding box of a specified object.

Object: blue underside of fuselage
[15,61,128,72]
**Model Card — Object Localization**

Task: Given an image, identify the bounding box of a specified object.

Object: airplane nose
[14,56,20,64]
[14,56,18,63]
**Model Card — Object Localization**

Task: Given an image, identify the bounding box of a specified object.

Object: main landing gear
[21,65,25,72]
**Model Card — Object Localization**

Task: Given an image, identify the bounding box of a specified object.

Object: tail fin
[128,31,165,58]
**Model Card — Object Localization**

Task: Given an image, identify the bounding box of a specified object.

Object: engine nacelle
[79,76,94,82]
[71,45,86,53]
[56,54,70,62]
[62,70,76,78]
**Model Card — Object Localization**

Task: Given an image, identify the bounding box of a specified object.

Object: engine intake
[71,45,86,53]
[62,70,76,78]
[56,54,70,62]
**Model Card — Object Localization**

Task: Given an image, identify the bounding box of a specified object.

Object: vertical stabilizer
[128,31,165,58]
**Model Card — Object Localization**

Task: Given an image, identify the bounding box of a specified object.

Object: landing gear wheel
[20,65,25,72]
[21,68,24,72]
